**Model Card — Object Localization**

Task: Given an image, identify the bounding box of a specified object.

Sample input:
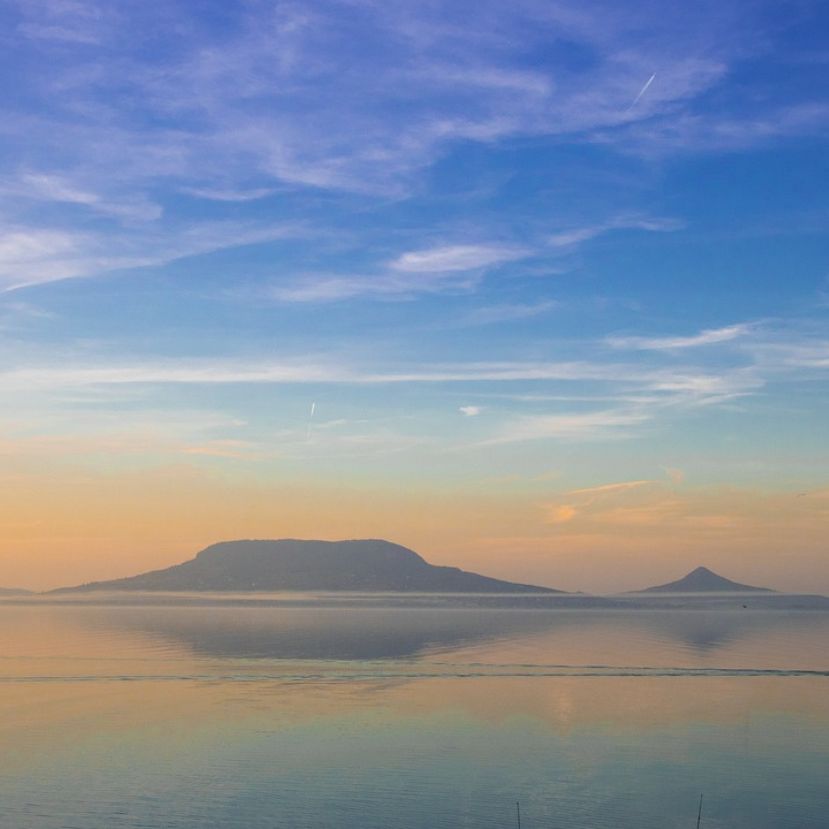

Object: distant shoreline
[3,590,828,611]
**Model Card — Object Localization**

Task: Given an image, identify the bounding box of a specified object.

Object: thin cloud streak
[608,323,754,351]
[270,270,479,303]
[270,244,534,303]
[547,216,682,248]
[567,480,655,497]
[0,356,767,396]
[462,301,558,326]
[478,409,653,445]
[390,244,529,273]
[0,221,304,291]
[627,73,656,111]
[270,217,678,305]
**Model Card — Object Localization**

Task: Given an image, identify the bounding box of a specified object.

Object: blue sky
[1,0,828,590]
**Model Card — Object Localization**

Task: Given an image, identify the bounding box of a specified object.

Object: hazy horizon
[1,536,815,596]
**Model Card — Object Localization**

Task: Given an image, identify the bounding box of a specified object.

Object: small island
[631,565,774,594]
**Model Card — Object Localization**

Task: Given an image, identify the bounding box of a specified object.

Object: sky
[0,0,828,592]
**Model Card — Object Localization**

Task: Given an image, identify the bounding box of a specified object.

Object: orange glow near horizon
[1,459,827,593]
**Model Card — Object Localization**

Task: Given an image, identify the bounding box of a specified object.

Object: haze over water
[2,597,827,829]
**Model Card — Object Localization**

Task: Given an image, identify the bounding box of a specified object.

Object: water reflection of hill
[80,598,829,664]
[97,605,570,660]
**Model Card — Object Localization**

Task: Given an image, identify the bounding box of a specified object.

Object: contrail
[627,73,655,111]
[306,401,316,442]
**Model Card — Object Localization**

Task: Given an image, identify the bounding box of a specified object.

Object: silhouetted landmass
[56,539,562,593]
[0,587,31,596]
[634,565,773,594]
[39,545,829,607]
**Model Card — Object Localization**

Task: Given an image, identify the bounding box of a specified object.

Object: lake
[1,596,827,828]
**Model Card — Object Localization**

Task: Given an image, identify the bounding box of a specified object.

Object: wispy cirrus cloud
[548,215,683,248]
[608,102,829,156]
[462,300,558,326]
[4,0,796,210]
[1,318,824,451]
[0,355,766,397]
[15,0,120,44]
[178,186,278,203]
[2,0,816,300]
[0,299,55,331]
[4,173,163,222]
[390,244,529,273]
[270,270,480,303]
[266,209,683,305]
[546,479,657,524]
[480,409,652,445]
[540,482,829,569]
[566,480,656,497]
[271,244,533,302]
[0,220,302,291]
[607,323,754,351]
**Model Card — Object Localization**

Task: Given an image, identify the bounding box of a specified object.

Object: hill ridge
[634,565,773,594]
[56,538,561,594]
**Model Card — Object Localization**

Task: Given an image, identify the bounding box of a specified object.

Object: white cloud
[0,299,55,331]
[270,275,386,303]
[545,479,657,523]
[270,270,478,303]
[5,319,826,449]
[0,356,758,398]
[17,0,118,45]
[0,0,815,301]
[270,244,532,303]
[608,323,753,351]
[566,480,654,497]
[611,102,829,155]
[483,409,652,444]
[4,1,815,213]
[0,228,79,265]
[181,186,277,202]
[463,300,557,325]
[390,244,529,273]
[0,220,302,291]
[20,174,99,207]
[548,216,683,248]
[0,168,163,225]
[547,227,605,248]
[746,338,829,370]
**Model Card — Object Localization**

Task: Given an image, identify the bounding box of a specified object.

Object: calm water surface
[1,596,827,828]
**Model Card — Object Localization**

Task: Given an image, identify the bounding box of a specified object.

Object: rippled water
[1,596,828,828]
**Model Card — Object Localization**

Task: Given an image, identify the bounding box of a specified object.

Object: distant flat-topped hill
[57,539,561,593]
[634,565,773,594]
[0,587,31,596]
